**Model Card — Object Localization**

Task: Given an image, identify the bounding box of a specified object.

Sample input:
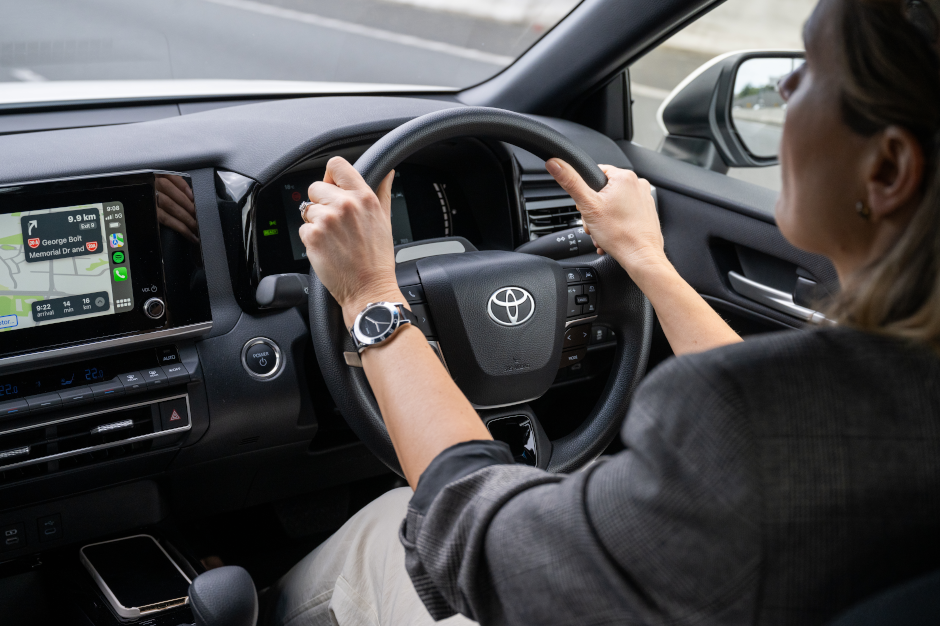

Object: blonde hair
[826,0,940,345]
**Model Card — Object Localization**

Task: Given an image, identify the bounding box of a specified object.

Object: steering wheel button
[560,348,588,368]
[565,270,580,284]
[585,294,597,314]
[575,295,589,306]
[409,303,436,338]
[590,326,608,344]
[563,326,590,349]
[401,284,426,303]
[566,285,583,317]
[579,268,596,282]
[585,283,597,294]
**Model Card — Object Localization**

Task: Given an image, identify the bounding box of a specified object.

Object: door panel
[618,142,839,334]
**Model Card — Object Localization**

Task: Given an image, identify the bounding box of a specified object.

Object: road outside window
[0,0,581,89]
[630,0,816,191]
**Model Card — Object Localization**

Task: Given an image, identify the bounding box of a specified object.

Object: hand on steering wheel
[545,159,665,278]
[300,158,402,328]
[307,107,654,476]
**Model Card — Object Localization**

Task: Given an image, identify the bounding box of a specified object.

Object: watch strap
[399,306,419,328]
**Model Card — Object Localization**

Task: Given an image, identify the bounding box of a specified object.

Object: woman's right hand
[545,158,666,279]
[546,158,742,356]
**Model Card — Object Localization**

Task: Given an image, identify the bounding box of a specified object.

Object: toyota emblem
[488,287,535,327]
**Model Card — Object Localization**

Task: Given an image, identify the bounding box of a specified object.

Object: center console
[0,171,213,550]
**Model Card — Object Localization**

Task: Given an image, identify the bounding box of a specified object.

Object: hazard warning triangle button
[159,402,188,430]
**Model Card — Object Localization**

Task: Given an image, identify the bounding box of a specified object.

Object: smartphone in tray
[80,534,192,620]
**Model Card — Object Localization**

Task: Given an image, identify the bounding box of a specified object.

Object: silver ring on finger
[299,201,314,224]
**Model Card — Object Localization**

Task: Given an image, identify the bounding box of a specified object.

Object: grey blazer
[400,327,940,625]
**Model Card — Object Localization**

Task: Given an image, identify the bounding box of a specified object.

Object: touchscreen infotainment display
[0,200,133,334]
[0,172,212,364]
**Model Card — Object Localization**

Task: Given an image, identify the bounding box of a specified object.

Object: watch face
[357,306,395,339]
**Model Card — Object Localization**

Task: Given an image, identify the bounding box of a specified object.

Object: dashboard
[249,138,517,284]
[0,94,631,556]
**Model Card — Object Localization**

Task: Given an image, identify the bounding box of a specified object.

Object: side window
[629,0,815,191]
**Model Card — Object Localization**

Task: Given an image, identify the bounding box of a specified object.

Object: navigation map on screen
[0,201,134,333]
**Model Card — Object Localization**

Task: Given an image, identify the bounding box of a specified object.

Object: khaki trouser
[267,487,477,626]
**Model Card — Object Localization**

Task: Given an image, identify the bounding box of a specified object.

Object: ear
[865,125,925,222]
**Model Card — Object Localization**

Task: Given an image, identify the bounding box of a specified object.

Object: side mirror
[657,51,805,173]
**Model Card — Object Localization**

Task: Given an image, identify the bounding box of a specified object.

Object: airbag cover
[417,251,566,407]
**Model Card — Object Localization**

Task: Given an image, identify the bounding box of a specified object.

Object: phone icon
[113,267,128,282]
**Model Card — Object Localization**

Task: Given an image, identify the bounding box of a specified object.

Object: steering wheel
[309,107,653,475]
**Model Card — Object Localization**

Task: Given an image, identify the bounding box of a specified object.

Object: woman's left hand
[300,157,403,327]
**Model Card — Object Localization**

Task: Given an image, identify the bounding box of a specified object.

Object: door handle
[727,271,829,323]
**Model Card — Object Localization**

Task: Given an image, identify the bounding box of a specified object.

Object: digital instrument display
[253,162,483,286]
[279,174,414,261]
[0,200,133,334]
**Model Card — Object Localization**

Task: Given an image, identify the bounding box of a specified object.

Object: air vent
[521,173,581,240]
[0,397,190,485]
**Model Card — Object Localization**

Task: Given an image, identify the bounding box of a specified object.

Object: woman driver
[268,0,940,623]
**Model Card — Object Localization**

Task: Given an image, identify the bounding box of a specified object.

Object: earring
[856,201,871,220]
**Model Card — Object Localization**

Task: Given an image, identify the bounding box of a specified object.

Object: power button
[241,337,282,380]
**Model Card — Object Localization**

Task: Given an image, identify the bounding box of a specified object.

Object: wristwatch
[350,302,418,354]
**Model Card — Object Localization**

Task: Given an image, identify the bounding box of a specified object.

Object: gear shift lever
[189,566,258,626]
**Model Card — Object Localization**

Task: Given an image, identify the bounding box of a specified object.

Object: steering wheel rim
[309,107,652,476]
[356,107,609,192]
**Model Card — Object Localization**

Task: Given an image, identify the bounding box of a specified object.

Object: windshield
[0,0,582,89]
